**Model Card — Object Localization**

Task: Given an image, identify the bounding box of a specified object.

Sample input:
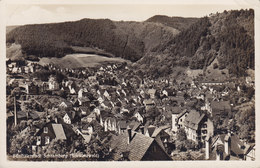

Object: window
[36,136,41,145]
[44,127,48,133]
[45,136,50,145]
[180,119,182,122]
[152,145,157,152]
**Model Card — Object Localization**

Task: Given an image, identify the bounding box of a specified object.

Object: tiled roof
[166,106,183,114]
[211,101,231,115]
[118,120,127,129]
[29,111,39,120]
[128,121,141,131]
[110,131,154,161]
[184,110,205,130]
[52,124,66,140]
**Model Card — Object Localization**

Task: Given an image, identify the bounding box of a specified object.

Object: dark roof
[110,131,154,160]
[17,111,27,119]
[165,106,183,114]
[211,101,231,115]
[184,110,205,130]
[79,97,90,102]
[29,111,39,120]
[118,120,127,129]
[177,109,188,120]
[147,126,156,137]
[128,121,141,131]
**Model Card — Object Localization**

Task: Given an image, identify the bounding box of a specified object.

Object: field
[38,53,129,68]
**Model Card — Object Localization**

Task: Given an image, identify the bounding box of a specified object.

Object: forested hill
[6,9,254,77]
[6,17,188,62]
[137,9,254,78]
[145,15,199,30]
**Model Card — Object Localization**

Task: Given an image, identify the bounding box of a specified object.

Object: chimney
[127,126,132,144]
[205,136,211,160]
[14,95,17,126]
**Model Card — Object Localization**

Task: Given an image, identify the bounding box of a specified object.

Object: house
[63,112,76,124]
[59,101,72,109]
[25,82,38,95]
[104,117,117,132]
[34,123,67,146]
[117,120,127,134]
[128,120,142,132]
[143,99,155,110]
[86,112,97,123]
[81,123,94,135]
[103,90,110,100]
[210,101,231,118]
[148,89,157,99]
[48,76,59,90]
[183,110,214,143]
[133,111,144,123]
[144,125,170,150]
[79,106,90,116]
[78,97,90,107]
[169,107,185,132]
[109,129,172,161]
[205,134,255,160]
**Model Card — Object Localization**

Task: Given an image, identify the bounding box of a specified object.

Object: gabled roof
[211,101,231,115]
[17,111,27,119]
[184,110,205,130]
[29,111,39,120]
[110,131,154,160]
[128,121,141,131]
[52,124,66,140]
[166,106,183,114]
[177,109,189,120]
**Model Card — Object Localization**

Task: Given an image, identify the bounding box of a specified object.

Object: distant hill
[6,9,254,78]
[146,15,198,31]
[6,18,186,62]
[137,9,254,78]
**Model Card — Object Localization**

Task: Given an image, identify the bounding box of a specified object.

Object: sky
[5,2,256,26]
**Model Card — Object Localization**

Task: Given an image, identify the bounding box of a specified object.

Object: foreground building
[110,128,172,161]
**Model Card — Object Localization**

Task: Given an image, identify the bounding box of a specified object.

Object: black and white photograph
[1,0,259,166]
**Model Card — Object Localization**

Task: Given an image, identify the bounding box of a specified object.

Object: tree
[213,63,218,69]
[176,128,187,141]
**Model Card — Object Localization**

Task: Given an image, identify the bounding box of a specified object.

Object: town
[6,57,255,161]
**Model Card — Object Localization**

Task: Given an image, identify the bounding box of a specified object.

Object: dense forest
[6,17,185,62]
[137,9,254,77]
[6,9,254,77]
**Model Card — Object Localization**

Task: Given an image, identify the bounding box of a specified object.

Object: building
[109,129,172,161]
[171,108,188,132]
[48,76,59,90]
[205,134,255,160]
[34,123,67,147]
[210,101,231,118]
[183,110,214,143]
